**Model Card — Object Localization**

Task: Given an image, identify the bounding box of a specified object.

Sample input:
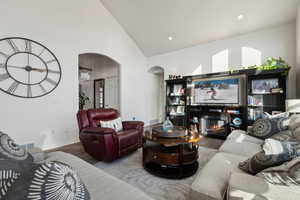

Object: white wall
[0,0,151,150]
[149,23,297,98]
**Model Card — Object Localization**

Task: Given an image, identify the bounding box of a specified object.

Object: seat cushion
[117,129,139,149]
[45,151,153,200]
[219,139,262,157]
[190,152,247,200]
[227,130,264,145]
[228,172,300,200]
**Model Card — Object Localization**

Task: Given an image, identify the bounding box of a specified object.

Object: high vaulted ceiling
[100,0,300,56]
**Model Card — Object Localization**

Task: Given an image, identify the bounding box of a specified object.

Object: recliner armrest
[122,121,144,130]
[81,127,116,135]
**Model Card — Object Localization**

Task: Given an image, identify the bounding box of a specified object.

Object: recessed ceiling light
[168,36,173,41]
[237,15,244,20]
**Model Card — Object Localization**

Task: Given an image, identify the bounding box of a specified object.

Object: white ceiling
[100,0,300,56]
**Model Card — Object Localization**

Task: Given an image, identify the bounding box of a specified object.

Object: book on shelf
[248,108,263,121]
[227,110,241,114]
[270,88,283,93]
[248,96,263,106]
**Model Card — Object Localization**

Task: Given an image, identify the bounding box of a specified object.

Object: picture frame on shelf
[251,78,279,94]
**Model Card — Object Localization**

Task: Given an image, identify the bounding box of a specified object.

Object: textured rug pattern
[94,146,217,200]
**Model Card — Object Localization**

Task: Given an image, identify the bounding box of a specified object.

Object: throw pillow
[293,126,300,141]
[289,114,300,131]
[238,141,295,175]
[4,161,90,200]
[257,157,300,186]
[249,117,289,139]
[100,117,123,132]
[0,131,33,169]
[270,130,298,142]
[0,131,34,199]
[263,112,289,119]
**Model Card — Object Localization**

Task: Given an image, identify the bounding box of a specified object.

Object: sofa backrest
[87,108,120,128]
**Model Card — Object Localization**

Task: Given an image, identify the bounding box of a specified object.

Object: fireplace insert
[200,113,230,137]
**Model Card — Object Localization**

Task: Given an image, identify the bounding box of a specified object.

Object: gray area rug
[94,146,217,200]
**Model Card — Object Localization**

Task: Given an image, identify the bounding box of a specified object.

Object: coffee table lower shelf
[143,161,199,179]
[142,143,199,179]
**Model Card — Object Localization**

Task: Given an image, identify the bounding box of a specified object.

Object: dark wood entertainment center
[166,68,289,138]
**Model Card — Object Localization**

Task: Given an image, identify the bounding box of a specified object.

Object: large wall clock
[0,37,62,98]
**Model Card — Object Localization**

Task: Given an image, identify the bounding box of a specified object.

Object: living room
[1,0,300,199]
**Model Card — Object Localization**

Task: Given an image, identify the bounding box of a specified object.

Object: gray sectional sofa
[43,117,300,200]
[190,130,300,200]
[45,151,154,200]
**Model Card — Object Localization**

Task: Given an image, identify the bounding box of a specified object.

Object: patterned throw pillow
[289,114,300,131]
[238,141,296,175]
[100,117,123,132]
[0,132,33,169]
[0,132,90,200]
[0,132,34,198]
[270,130,298,142]
[257,157,300,186]
[293,126,300,141]
[249,117,289,139]
[4,161,90,200]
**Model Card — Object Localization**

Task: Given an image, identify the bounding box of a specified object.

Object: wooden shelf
[248,105,284,108]
[250,93,284,95]
[168,95,186,97]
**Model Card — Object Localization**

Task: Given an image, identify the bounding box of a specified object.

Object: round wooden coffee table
[143,126,201,179]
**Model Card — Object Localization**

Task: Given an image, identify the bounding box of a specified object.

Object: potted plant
[79,92,89,110]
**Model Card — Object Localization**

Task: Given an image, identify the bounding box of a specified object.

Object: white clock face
[0,37,61,98]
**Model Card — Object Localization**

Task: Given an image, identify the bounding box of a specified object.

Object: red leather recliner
[77,108,144,162]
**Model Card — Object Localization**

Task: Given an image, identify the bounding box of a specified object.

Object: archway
[148,66,165,124]
[78,53,121,111]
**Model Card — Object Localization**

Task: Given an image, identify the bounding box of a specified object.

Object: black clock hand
[30,67,60,74]
[28,71,30,84]
[5,64,26,70]
[27,54,30,66]
[30,67,44,72]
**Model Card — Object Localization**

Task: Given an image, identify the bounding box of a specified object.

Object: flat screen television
[191,75,245,106]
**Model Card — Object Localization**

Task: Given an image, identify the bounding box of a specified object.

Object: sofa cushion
[257,157,300,186]
[270,130,296,142]
[4,161,90,200]
[227,172,299,200]
[289,114,300,131]
[227,130,264,145]
[293,126,300,141]
[45,151,153,200]
[190,152,247,200]
[249,117,289,139]
[219,139,262,157]
[238,141,295,175]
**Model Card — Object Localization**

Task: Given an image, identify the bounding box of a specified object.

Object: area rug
[94,146,217,200]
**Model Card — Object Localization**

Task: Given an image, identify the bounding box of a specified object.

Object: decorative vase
[163,117,174,132]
